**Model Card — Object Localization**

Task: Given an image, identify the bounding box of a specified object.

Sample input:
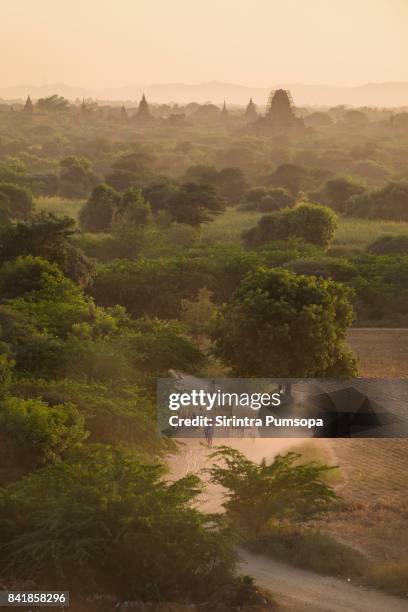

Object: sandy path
[240,548,408,612]
[167,436,408,612]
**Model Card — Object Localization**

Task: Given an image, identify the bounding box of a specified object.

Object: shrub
[243,203,337,248]
[367,234,408,255]
[79,183,120,232]
[310,176,365,213]
[347,182,408,220]
[0,396,87,462]
[250,525,368,578]
[241,187,294,212]
[0,182,33,219]
[0,446,235,599]
[0,256,91,336]
[207,447,339,534]
[210,267,357,377]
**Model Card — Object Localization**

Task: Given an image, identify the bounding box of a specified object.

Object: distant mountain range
[1,81,408,107]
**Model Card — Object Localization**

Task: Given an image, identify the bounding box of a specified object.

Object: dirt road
[168,436,408,612]
[239,548,408,612]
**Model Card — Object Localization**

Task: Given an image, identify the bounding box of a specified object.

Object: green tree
[0,256,92,336]
[59,156,97,198]
[208,446,339,534]
[0,446,235,599]
[311,177,366,214]
[210,267,357,377]
[0,182,33,219]
[90,257,210,319]
[347,182,408,220]
[368,234,408,256]
[267,164,309,195]
[181,287,216,347]
[116,187,152,227]
[142,179,178,214]
[241,187,295,212]
[106,152,156,191]
[0,214,93,286]
[216,167,247,204]
[243,203,337,248]
[37,95,69,113]
[0,192,11,224]
[0,397,87,463]
[167,182,224,227]
[79,183,120,232]
[116,317,206,376]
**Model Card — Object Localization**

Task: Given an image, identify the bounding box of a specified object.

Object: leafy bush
[0,214,94,286]
[207,447,339,534]
[0,396,87,462]
[0,256,91,336]
[243,203,337,248]
[12,379,170,455]
[90,257,210,318]
[79,183,120,232]
[367,234,408,255]
[240,187,294,212]
[116,317,205,376]
[0,182,33,219]
[211,267,357,377]
[0,447,235,599]
[250,525,368,578]
[347,182,408,220]
[310,176,366,213]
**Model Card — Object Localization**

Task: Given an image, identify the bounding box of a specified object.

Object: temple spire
[24,95,33,113]
[135,93,153,124]
[244,97,257,122]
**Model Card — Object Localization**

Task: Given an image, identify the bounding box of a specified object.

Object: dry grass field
[317,328,408,566]
[348,328,408,378]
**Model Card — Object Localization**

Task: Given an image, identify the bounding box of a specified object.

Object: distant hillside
[1,81,408,107]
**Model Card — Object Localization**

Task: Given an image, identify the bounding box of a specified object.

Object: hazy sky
[1,0,408,88]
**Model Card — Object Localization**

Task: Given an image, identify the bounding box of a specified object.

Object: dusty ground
[347,328,408,378]
[319,329,408,562]
[167,329,408,611]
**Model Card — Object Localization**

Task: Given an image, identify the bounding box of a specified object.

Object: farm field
[348,328,408,377]
[319,328,408,564]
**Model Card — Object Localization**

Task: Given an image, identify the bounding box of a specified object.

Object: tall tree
[211,268,357,377]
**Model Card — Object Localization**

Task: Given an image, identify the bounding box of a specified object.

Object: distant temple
[24,95,33,113]
[221,100,228,117]
[135,94,154,124]
[80,98,90,115]
[244,97,258,122]
[254,89,304,133]
[120,104,128,121]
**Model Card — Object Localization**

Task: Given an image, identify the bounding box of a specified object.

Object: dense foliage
[211,267,357,377]
[0,446,235,599]
[243,203,337,248]
[208,447,339,534]
[1,93,408,604]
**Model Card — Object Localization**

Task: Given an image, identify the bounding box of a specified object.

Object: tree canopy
[210,267,357,377]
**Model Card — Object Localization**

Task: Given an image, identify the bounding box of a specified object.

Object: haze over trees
[0,85,408,605]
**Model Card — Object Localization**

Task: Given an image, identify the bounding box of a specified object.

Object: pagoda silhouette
[24,95,33,113]
[244,97,258,122]
[254,89,304,133]
[134,94,155,125]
